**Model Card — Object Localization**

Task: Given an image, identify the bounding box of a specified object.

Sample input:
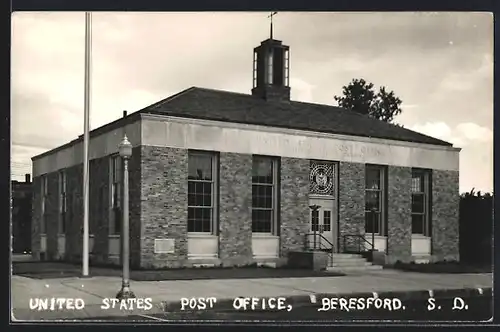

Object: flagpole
[82,11,92,277]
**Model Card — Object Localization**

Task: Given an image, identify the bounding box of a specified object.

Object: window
[323,210,331,232]
[40,175,48,234]
[311,209,319,232]
[272,48,284,86]
[365,165,386,235]
[284,49,290,87]
[253,51,258,88]
[188,152,218,233]
[267,49,274,85]
[110,155,122,235]
[252,156,279,233]
[58,171,67,234]
[412,169,432,235]
[67,190,73,230]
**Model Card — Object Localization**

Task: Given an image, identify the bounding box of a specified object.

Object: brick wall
[280,157,309,256]
[219,152,253,266]
[89,157,109,263]
[140,146,188,268]
[432,170,460,261]
[338,162,365,251]
[30,152,139,266]
[129,147,142,268]
[386,166,412,263]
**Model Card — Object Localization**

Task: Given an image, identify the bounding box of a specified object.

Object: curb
[161,287,493,312]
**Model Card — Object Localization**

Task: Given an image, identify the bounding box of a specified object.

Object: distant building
[12,174,32,254]
[31,37,460,268]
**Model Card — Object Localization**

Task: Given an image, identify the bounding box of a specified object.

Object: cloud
[411,121,493,193]
[410,121,492,147]
[456,122,493,143]
[411,122,452,141]
[290,78,316,102]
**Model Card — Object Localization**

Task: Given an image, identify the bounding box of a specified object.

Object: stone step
[413,255,432,264]
[329,261,374,268]
[329,254,364,259]
[329,257,368,263]
[326,264,383,272]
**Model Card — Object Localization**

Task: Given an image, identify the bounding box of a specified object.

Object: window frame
[251,156,279,235]
[187,151,219,234]
[267,49,274,85]
[411,169,432,236]
[311,209,320,232]
[58,171,67,234]
[40,175,48,234]
[364,165,387,236]
[253,51,258,88]
[284,49,290,87]
[323,210,331,232]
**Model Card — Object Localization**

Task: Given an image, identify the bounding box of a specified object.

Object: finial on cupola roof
[268,12,278,40]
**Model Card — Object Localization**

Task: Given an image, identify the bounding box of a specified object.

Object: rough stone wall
[218,152,253,266]
[432,170,460,261]
[338,162,365,252]
[280,157,309,256]
[140,146,188,268]
[386,166,412,263]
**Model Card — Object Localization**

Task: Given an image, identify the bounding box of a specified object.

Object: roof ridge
[190,86,255,98]
[142,86,197,111]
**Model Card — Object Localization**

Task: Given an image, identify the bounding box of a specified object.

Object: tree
[334,78,403,123]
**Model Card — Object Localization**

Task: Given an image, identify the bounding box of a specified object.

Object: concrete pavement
[11,269,493,321]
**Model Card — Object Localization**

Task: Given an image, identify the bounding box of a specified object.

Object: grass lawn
[12,261,345,281]
[392,261,491,274]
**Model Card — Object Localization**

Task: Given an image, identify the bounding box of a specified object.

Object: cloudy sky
[11,12,493,193]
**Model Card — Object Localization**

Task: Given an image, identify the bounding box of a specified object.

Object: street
[74,295,492,322]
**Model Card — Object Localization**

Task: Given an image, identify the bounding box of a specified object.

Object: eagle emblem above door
[310,161,334,196]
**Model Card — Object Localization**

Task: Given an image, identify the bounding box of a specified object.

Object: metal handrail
[341,208,378,254]
[304,232,335,250]
[304,231,335,267]
[342,233,375,253]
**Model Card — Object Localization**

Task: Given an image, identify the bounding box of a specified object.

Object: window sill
[364,233,386,238]
[252,233,278,238]
[411,234,430,239]
[187,233,217,238]
[108,234,120,238]
[57,234,65,237]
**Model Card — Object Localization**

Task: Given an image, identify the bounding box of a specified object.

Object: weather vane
[268,12,278,39]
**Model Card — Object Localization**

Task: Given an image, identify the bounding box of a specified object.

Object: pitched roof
[139,86,453,147]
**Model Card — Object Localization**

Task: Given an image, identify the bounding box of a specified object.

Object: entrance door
[308,198,337,252]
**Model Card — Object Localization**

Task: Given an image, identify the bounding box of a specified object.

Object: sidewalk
[11,269,493,321]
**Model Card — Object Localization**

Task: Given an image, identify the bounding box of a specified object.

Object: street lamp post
[116,135,135,300]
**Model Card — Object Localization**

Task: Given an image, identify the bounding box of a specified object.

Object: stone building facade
[31,37,461,268]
